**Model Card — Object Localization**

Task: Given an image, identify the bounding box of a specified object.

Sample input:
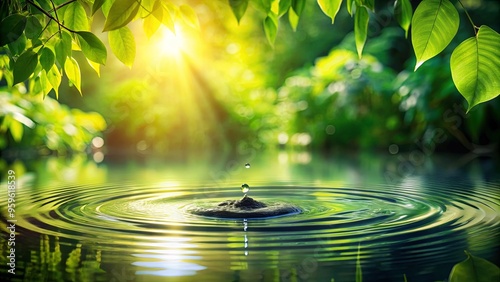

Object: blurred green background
[1,0,499,159]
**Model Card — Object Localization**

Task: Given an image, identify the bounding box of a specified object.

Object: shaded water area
[1,151,499,281]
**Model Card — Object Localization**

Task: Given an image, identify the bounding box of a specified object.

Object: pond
[1,150,499,281]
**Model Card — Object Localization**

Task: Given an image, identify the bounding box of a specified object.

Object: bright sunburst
[155,26,186,58]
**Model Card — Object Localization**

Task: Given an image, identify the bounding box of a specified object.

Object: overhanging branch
[26,0,76,34]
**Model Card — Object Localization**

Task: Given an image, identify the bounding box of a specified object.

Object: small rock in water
[241,183,250,193]
[244,163,250,168]
[217,195,266,209]
[191,194,300,218]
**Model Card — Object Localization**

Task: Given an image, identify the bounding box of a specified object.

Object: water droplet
[241,183,250,194]
[244,163,250,168]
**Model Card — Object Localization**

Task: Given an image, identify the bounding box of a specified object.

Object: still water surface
[1,151,499,281]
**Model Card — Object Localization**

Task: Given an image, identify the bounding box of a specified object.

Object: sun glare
[156,26,186,57]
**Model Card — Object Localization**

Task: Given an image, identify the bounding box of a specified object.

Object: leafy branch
[48,0,78,14]
[26,0,76,33]
[0,0,499,112]
[225,0,500,111]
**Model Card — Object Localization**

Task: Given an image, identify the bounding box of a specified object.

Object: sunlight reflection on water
[1,152,499,281]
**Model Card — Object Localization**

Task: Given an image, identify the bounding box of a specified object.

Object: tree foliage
[0,0,199,99]
[231,0,500,112]
[0,86,106,152]
[0,0,499,146]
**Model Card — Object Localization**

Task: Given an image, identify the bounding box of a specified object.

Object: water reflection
[132,237,205,277]
[0,151,499,281]
[0,235,107,282]
[243,219,249,256]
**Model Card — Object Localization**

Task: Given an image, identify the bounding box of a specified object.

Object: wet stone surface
[218,194,267,209]
[188,195,301,218]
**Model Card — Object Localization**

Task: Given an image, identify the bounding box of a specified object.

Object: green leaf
[8,33,26,55]
[47,65,61,98]
[55,31,72,67]
[279,0,291,17]
[76,31,107,65]
[9,119,23,142]
[39,47,55,72]
[317,0,343,24]
[140,0,157,16]
[150,0,163,20]
[31,38,43,49]
[291,0,305,17]
[143,9,161,38]
[347,0,354,16]
[288,6,299,32]
[180,5,199,29]
[86,58,101,77]
[101,0,113,17]
[92,0,107,15]
[36,69,53,97]
[450,25,500,111]
[31,74,43,96]
[449,251,500,282]
[355,5,369,58]
[64,57,81,94]
[142,0,162,38]
[229,0,249,23]
[411,0,459,70]
[361,0,374,11]
[0,55,14,87]
[25,16,43,39]
[108,26,135,67]
[264,13,278,46]
[13,49,38,85]
[103,0,141,32]
[394,0,412,38]
[0,14,27,46]
[254,0,272,14]
[64,1,89,31]
[160,5,175,32]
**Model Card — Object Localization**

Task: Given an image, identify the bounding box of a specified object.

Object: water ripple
[6,181,500,274]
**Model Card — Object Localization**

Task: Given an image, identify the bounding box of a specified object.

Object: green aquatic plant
[356,243,362,282]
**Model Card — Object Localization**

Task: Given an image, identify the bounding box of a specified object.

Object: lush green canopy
[1,0,499,154]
